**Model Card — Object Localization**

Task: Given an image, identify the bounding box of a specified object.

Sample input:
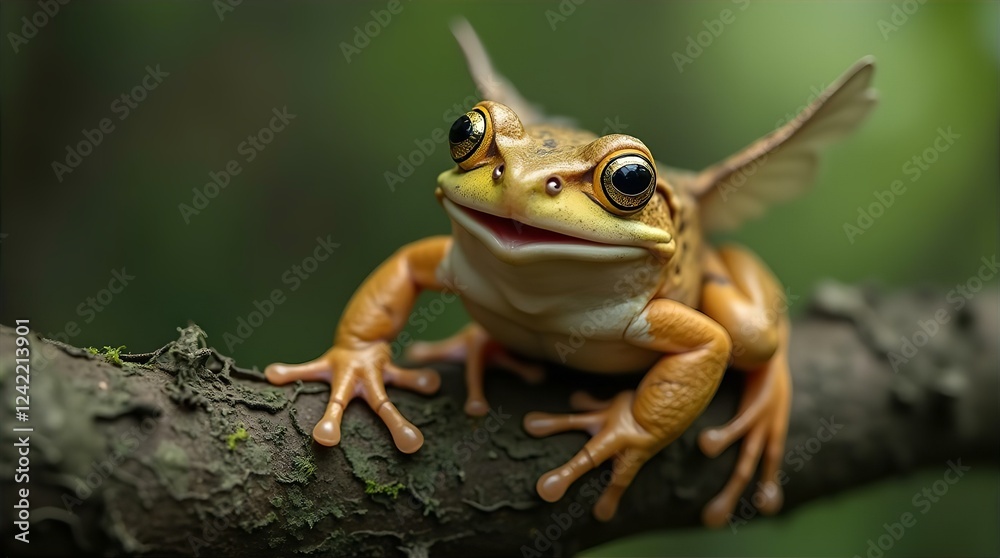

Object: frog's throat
[443,198,654,264]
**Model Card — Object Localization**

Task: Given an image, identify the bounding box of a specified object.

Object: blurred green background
[1,1,997,556]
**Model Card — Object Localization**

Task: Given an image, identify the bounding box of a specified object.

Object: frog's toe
[374,400,424,453]
[754,476,783,515]
[267,344,435,454]
[523,391,615,437]
[264,358,332,385]
[750,384,789,517]
[700,346,790,527]
[534,416,633,504]
[384,362,441,395]
[701,420,769,527]
[355,363,427,453]
[526,392,661,521]
[312,401,344,447]
[593,447,647,522]
[697,381,771,458]
[464,397,489,416]
[523,409,605,437]
[700,413,785,526]
[404,324,546,416]
[405,337,469,363]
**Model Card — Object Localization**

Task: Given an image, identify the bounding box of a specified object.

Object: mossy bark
[1,282,997,557]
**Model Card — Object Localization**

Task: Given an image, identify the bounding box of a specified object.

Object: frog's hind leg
[701,320,790,527]
[524,300,733,521]
[697,245,792,527]
[405,323,545,416]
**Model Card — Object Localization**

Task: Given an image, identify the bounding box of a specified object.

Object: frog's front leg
[523,300,730,520]
[404,323,545,416]
[265,236,451,453]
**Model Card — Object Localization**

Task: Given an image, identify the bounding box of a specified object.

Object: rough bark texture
[1,282,997,558]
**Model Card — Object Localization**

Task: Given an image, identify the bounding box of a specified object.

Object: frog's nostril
[492,164,505,182]
[545,177,562,196]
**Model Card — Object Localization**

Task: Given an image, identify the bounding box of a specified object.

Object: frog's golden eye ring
[449,108,491,168]
[594,151,656,215]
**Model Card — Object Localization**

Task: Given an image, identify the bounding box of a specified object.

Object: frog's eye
[449,108,492,169]
[594,152,657,215]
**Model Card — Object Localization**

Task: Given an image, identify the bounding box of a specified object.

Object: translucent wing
[451,18,572,127]
[691,57,878,232]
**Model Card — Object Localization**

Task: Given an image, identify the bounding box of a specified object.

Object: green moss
[281,485,347,530]
[294,455,317,479]
[87,345,126,366]
[364,479,404,499]
[263,510,279,524]
[226,423,249,450]
[276,453,318,484]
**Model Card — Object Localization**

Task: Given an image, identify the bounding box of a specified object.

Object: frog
[265,21,877,526]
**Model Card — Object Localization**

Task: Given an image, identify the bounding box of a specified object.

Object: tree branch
[1,282,997,557]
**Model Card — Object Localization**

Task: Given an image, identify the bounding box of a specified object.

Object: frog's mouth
[442,198,648,263]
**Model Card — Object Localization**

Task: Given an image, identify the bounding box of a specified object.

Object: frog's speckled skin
[266,22,877,527]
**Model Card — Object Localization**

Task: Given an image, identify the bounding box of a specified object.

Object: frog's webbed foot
[266,344,440,453]
[405,323,544,416]
[523,391,662,521]
[697,320,791,528]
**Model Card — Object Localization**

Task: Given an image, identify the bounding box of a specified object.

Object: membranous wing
[690,58,878,232]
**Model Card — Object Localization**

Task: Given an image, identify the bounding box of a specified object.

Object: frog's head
[436,101,677,265]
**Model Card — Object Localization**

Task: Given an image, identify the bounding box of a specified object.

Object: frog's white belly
[438,228,663,373]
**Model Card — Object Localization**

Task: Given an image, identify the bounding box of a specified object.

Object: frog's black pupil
[612,164,652,195]
[450,116,473,144]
